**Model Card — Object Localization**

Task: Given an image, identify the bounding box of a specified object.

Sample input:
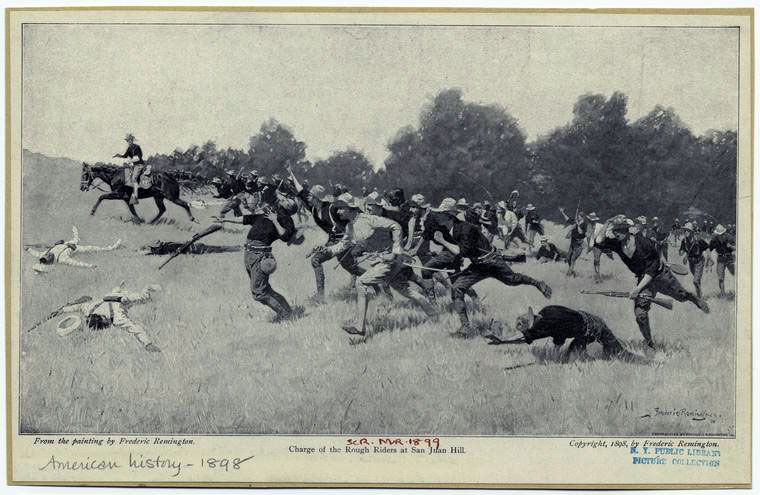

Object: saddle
[124,165,153,189]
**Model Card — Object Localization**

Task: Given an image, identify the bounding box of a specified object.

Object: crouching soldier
[53,283,163,352]
[485,305,629,360]
[215,184,302,322]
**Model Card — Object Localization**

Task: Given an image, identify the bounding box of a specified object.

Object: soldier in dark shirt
[287,166,361,303]
[485,305,627,359]
[113,133,145,205]
[595,216,709,348]
[139,240,239,256]
[215,191,299,322]
[559,206,588,277]
[431,199,552,335]
[678,222,709,298]
[523,204,543,247]
[535,237,565,263]
[709,224,735,297]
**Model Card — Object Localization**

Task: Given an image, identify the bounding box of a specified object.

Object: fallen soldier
[26,226,121,273]
[51,283,163,353]
[485,305,634,360]
[139,240,240,256]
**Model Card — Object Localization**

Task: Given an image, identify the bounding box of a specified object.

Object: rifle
[484,334,527,345]
[26,295,92,332]
[158,223,223,270]
[579,289,673,310]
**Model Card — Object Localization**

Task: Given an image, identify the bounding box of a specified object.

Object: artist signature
[639,407,720,423]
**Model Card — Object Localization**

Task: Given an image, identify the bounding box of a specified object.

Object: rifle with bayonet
[579,289,673,310]
[26,295,92,333]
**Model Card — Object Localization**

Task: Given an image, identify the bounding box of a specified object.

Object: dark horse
[80,163,196,224]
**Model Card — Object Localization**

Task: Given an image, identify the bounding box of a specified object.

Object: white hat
[433,197,459,214]
[683,222,694,231]
[525,203,536,211]
[713,224,727,235]
[410,194,430,208]
[56,315,82,336]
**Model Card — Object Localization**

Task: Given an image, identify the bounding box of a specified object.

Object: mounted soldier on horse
[79,132,199,224]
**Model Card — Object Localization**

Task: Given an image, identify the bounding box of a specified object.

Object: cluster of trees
[145,89,736,223]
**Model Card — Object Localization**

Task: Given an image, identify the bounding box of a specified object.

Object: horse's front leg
[90,192,121,216]
[125,200,144,223]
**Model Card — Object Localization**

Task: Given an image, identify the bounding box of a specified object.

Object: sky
[22,24,739,168]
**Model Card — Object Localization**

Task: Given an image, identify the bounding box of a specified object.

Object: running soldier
[709,224,736,298]
[328,196,436,338]
[214,185,301,322]
[287,166,362,303]
[524,203,542,249]
[430,198,552,336]
[584,212,612,283]
[559,206,588,277]
[679,222,709,298]
[595,216,709,349]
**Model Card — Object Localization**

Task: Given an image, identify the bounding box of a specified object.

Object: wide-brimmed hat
[636,216,647,225]
[211,176,223,184]
[225,169,236,175]
[586,211,600,221]
[525,203,536,211]
[124,133,136,142]
[713,224,727,235]
[333,193,363,210]
[683,222,695,231]
[652,216,659,221]
[433,197,459,214]
[496,200,507,210]
[249,169,259,176]
[472,202,483,210]
[56,315,82,337]
[456,198,469,208]
[410,193,430,208]
[539,236,548,242]
[611,216,635,233]
[364,191,384,208]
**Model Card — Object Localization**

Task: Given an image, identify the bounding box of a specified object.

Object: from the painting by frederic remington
[16,14,741,442]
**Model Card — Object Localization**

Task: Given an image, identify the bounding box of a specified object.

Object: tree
[384,88,529,203]
[247,118,309,178]
[307,149,375,193]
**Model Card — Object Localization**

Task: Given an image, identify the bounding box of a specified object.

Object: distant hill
[22,149,82,174]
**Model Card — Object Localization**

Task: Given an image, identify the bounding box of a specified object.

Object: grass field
[18,151,736,436]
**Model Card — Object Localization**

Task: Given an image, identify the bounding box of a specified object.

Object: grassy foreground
[19,152,736,436]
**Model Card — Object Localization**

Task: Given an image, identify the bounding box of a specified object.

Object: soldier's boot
[634,307,655,349]
[694,281,702,300]
[310,261,326,304]
[451,292,472,338]
[718,280,726,298]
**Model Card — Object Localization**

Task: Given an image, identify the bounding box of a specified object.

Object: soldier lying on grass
[26,226,122,273]
[53,283,163,353]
